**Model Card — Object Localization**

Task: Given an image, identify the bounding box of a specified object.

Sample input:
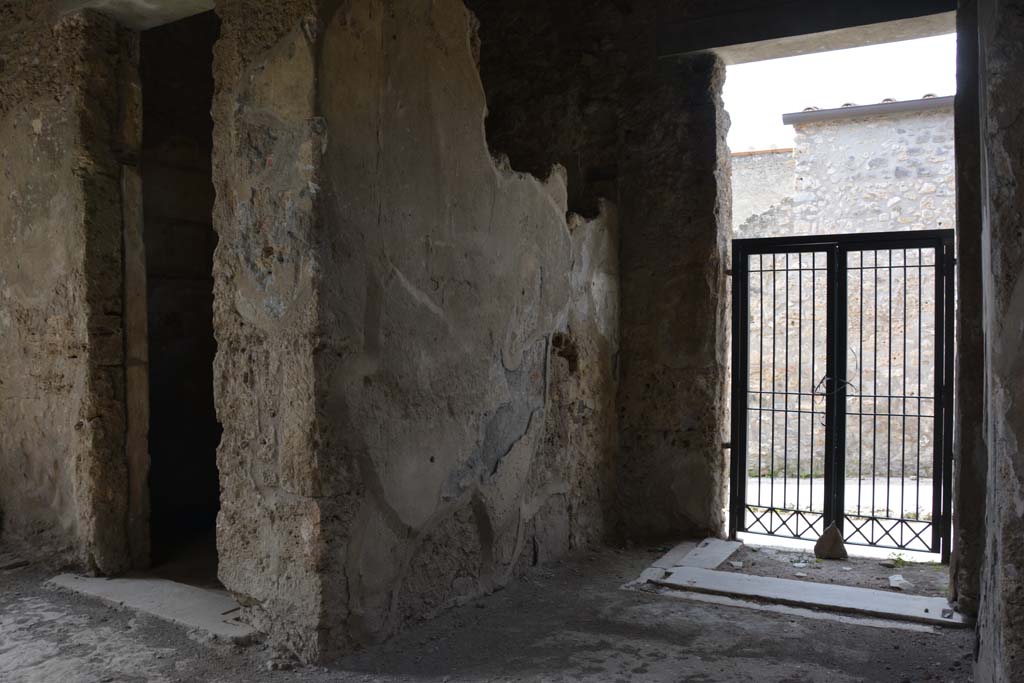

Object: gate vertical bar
[940,235,956,561]
[822,247,838,529]
[931,241,945,553]
[833,246,848,532]
[730,242,749,539]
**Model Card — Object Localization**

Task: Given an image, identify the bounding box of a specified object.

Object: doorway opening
[730,230,955,554]
[722,34,958,575]
[140,10,222,587]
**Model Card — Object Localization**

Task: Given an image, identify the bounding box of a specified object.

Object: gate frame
[729,229,955,560]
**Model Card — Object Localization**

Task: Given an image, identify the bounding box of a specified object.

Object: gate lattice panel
[729,230,954,559]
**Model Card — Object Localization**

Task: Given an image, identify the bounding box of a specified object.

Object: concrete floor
[0,543,973,682]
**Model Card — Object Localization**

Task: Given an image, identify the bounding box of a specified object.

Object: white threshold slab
[628,538,741,586]
[654,566,968,628]
[660,587,938,633]
[49,574,255,641]
[650,541,698,569]
[675,538,741,569]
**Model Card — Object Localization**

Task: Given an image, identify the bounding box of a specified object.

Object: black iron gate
[729,230,955,559]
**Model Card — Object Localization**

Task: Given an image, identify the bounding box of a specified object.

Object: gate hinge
[722,442,732,450]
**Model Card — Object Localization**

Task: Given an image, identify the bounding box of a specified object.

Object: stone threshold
[49,574,255,642]
[631,538,969,629]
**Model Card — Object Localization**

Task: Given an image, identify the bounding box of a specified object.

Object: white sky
[723,34,958,151]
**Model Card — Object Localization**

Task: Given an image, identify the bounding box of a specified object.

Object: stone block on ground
[814,523,849,560]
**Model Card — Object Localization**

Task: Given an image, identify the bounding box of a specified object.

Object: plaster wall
[209,0,618,660]
[0,4,130,573]
[469,1,732,541]
[314,0,618,654]
[209,0,325,658]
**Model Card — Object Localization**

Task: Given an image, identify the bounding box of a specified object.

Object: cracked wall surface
[6,0,998,668]
[314,0,618,656]
[469,1,731,541]
[209,0,326,658]
[210,0,618,660]
[0,3,131,574]
[976,0,1024,679]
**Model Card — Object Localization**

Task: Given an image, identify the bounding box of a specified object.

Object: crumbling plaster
[469,0,732,541]
[0,4,131,574]
[57,0,213,30]
[209,0,326,657]
[209,0,619,660]
[8,0,1008,670]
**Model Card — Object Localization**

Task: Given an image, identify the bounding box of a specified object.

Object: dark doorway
[141,11,221,585]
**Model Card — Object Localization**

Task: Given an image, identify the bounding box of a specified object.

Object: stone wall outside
[732,106,954,507]
[731,150,794,233]
[734,105,955,239]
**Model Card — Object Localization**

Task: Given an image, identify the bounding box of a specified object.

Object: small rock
[792,562,808,569]
[879,560,897,568]
[841,566,852,571]
[814,522,849,560]
[942,607,955,619]
[795,572,808,578]
[266,650,298,672]
[889,574,914,591]
[728,561,744,569]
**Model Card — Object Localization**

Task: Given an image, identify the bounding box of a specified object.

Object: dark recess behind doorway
[140,10,221,561]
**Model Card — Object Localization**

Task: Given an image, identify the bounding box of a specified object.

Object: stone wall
[975,0,1024,678]
[735,105,956,238]
[951,0,985,619]
[731,150,794,233]
[616,54,731,540]
[734,105,953,513]
[0,4,131,574]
